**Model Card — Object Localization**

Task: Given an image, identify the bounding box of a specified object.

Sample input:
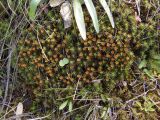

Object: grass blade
[59,100,68,110]
[99,0,115,28]
[84,0,99,33]
[136,0,141,16]
[68,101,73,112]
[73,0,86,40]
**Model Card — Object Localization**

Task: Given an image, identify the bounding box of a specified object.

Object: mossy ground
[0,0,160,120]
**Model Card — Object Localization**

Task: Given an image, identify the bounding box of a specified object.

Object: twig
[36,30,49,62]
[7,0,16,15]
[149,98,160,110]
[0,1,10,16]
[27,113,51,120]
[73,79,80,100]
[0,43,13,113]
[126,86,157,104]
[63,104,91,115]
[5,113,33,120]
[0,105,16,120]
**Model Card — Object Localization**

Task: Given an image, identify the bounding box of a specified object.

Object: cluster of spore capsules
[18,21,134,86]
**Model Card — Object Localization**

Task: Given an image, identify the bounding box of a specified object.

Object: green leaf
[144,101,155,112]
[59,100,68,110]
[143,69,153,78]
[63,58,69,64]
[68,101,73,112]
[149,60,160,72]
[101,94,106,102]
[59,58,69,67]
[136,101,143,110]
[101,110,106,118]
[146,107,155,112]
[99,0,115,28]
[101,107,107,118]
[59,59,65,67]
[152,55,160,60]
[138,60,147,69]
[84,0,99,33]
[29,0,41,20]
[73,0,86,40]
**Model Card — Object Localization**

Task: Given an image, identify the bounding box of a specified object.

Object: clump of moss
[18,24,134,87]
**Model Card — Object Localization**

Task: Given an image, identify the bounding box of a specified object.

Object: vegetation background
[0,0,160,120]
